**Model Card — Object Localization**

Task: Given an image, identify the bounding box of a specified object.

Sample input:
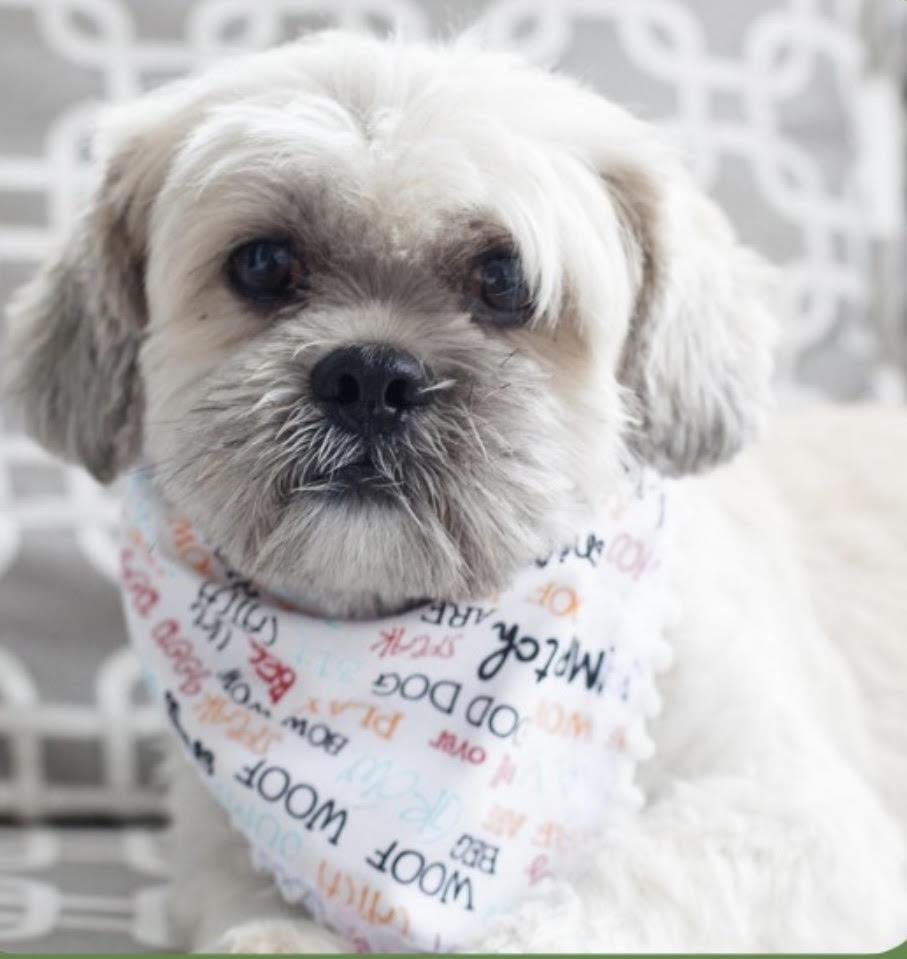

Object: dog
[5,30,907,954]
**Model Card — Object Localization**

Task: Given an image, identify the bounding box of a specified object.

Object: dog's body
[162,406,907,954]
[4,30,906,952]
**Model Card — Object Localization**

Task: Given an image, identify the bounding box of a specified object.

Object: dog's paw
[198,918,345,954]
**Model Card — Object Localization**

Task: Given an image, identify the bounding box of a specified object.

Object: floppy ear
[4,134,161,483]
[608,163,777,477]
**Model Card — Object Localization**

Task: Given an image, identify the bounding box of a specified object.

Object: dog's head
[5,32,775,616]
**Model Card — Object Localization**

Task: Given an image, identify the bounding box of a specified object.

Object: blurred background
[0,0,905,951]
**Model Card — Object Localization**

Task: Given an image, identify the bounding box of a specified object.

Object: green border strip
[1,947,906,958]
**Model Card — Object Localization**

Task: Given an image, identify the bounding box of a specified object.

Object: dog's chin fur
[6,28,905,956]
[147,308,607,618]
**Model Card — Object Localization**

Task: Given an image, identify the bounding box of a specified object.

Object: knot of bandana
[120,468,673,952]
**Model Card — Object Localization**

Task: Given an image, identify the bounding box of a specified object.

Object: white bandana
[120,468,673,953]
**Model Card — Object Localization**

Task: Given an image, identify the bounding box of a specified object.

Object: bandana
[120,468,673,953]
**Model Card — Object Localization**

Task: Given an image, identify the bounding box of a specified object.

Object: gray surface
[0,826,172,952]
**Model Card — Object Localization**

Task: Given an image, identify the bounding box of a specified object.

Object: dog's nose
[310,343,430,437]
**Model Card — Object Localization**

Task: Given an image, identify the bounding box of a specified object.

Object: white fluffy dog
[5,30,907,954]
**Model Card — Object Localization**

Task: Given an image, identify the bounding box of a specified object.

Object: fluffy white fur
[4,29,906,953]
[169,409,907,953]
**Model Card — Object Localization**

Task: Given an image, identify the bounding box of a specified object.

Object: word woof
[366,838,476,912]
[371,672,526,740]
[235,759,349,847]
[478,622,612,695]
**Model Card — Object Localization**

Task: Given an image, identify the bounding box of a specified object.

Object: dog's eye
[227,239,308,304]
[468,252,533,326]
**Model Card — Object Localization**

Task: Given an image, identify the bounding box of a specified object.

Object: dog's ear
[3,126,168,483]
[607,162,777,476]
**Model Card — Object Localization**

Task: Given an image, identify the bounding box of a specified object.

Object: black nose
[310,343,430,437]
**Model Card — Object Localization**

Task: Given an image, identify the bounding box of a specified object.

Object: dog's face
[5,32,775,617]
